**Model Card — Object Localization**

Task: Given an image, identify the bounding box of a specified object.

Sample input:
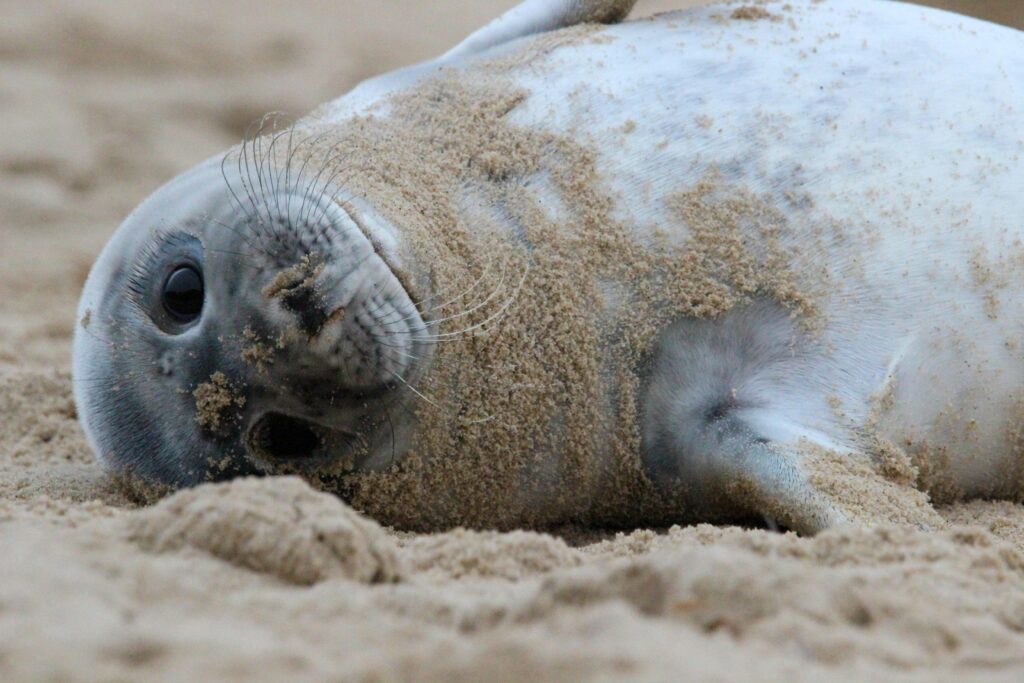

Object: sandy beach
[3,1,1024,680]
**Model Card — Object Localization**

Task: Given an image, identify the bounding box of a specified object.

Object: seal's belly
[874,311,1024,500]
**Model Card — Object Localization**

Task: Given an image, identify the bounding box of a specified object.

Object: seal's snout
[257,245,421,394]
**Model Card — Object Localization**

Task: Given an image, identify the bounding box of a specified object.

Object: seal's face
[73,153,429,487]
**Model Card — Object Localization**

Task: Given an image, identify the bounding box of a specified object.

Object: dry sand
[3,1,1024,680]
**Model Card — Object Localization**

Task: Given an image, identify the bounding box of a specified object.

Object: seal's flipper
[443,0,639,61]
[645,393,947,534]
[641,302,944,534]
[722,438,852,535]
[669,415,852,535]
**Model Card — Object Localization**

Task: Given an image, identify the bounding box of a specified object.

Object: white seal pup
[74,0,1024,534]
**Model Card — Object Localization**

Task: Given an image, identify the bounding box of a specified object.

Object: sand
[3,0,1024,680]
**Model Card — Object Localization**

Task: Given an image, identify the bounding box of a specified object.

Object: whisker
[393,262,529,342]
[282,127,317,224]
[240,118,265,224]
[204,213,273,260]
[385,408,397,468]
[297,139,350,226]
[415,252,501,317]
[262,116,295,224]
[302,157,361,245]
[369,253,501,329]
[204,247,266,271]
[384,366,440,408]
[389,255,510,330]
[220,150,249,220]
[373,336,423,361]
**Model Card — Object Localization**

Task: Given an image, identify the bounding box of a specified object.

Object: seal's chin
[244,411,361,473]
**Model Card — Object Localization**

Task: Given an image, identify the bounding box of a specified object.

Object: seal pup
[74,0,1024,534]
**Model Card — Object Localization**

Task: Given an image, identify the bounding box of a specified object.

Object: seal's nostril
[248,413,322,461]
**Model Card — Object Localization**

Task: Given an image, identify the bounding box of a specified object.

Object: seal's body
[75,0,1024,533]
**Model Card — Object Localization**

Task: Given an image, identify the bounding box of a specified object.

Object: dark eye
[162,266,204,322]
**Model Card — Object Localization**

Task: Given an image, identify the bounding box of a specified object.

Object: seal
[74,0,1024,534]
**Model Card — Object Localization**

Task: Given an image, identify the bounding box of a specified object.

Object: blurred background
[916,0,1022,26]
[0,0,1021,368]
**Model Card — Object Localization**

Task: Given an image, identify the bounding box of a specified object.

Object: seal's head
[73,144,430,488]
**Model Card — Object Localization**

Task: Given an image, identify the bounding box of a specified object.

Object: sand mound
[520,525,1024,669]
[406,529,582,580]
[129,477,404,585]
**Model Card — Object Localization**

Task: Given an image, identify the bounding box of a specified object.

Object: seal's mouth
[245,412,359,470]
